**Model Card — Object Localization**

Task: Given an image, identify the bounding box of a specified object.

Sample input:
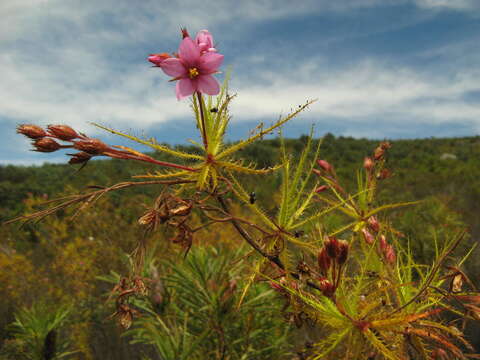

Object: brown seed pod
[17,124,47,139]
[32,138,61,152]
[47,124,79,141]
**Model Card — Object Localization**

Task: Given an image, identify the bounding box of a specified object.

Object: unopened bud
[317,248,331,274]
[373,146,384,160]
[32,138,61,152]
[337,240,349,265]
[380,141,391,150]
[363,157,374,171]
[73,138,108,154]
[181,27,190,39]
[379,235,387,252]
[17,124,46,139]
[367,216,380,233]
[148,53,171,67]
[317,159,333,172]
[315,185,328,193]
[47,124,78,141]
[68,152,92,165]
[324,236,339,259]
[384,244,396,264]
[361,228,374,245]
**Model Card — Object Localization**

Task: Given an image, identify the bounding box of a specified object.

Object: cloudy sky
[2,0,480,165]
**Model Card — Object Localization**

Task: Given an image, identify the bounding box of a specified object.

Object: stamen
[188,67,199,79]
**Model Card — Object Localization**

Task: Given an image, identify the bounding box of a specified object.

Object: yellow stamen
[188,67,199,79]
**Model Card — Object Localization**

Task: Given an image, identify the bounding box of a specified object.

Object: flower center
[188,67,199,79]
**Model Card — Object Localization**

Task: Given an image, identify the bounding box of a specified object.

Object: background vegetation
[1,133,479,359]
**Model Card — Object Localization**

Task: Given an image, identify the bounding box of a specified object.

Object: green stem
[196,92,209,152]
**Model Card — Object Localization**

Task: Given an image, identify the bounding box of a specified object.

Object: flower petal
[160,58,187,77]
[176,78,196,100]
[178,37,200,65]
[197,75,220,95]
[198,52,224,74]
[195,29,214,53]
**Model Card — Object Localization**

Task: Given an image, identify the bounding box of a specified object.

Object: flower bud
[373,146,384,160]
[337,240,349,265]
[32,138,61,152]
[47,124,78,141]
[17,124,46,139]
[317,159,333,172]
[318,248,331,273]
[324,236,339,259]
[73,138,108,154]
[367,216,380,233]
[384,244,396,264]
[68,152,92,165]
[148,53,171,67]
[181,27,190,39]
[361,228,374,245]
[379,235,387,252]
[314,185,328,193]
[363,157,374,171]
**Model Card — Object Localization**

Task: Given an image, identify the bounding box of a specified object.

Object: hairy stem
[196,92,209,152]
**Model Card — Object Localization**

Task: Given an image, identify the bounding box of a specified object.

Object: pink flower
[151,30,223,100]
[195,30,216,53]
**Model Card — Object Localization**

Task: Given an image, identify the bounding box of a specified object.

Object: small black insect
[249,192,256,204]
[294,230,305,238]
[210,107,218,113]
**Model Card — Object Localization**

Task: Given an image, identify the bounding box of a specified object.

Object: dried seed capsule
[17,124,47,139]
[337,240,349,265]
[47,124,78,141]
[68,152,92,165]
[32,138,61,152]
[324,236,339,259]
[317,248,331,274]
[73,138,108,154]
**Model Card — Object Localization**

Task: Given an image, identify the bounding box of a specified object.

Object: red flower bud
[367,216,380,233]
[317,248,331,274]
[47,124,78,141]
[317,159,333,172]
[32,138,61,152]
[363,157,374,171]
[17,124,46,139]
[361,228,374,245]
[73,138,108,154]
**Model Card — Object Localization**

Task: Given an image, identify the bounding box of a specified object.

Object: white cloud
[1,0,479,165]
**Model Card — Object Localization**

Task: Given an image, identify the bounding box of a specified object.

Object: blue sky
[1,0,479,165]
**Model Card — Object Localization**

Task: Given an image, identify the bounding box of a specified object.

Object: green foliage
[2,303,75,360]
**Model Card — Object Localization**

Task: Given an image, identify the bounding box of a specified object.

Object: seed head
[367,216,380,233]
[17,124,47,139]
